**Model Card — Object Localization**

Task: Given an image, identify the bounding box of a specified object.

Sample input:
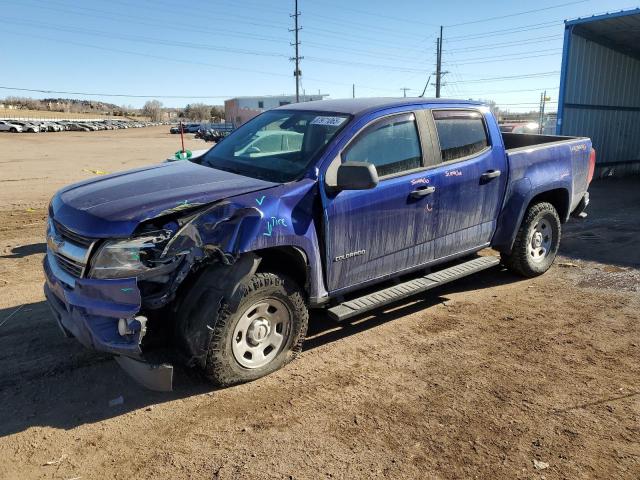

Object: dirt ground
[0,127,638,479]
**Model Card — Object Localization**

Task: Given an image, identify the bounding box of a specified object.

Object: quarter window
[433,110,489,162]
[343,113,422,177]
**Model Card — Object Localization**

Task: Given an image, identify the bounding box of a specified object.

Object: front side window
[433,110,489,162]
[200,110,350,182]
[343,113,422,177]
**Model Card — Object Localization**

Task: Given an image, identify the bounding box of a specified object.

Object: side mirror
[336,161,379,191]
[246,146,261,154]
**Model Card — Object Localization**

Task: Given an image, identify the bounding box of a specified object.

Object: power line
[443,51,562,66]
[19,0,433,60]
[443,48,561,63]
[446,71,561,84]
[445,34,563,53]
[3,19,433,76]
[303,56,427,73]
[306,1,438,28]
[18,0,289,45]
[495,101,558,105]
[0,26,399,96]
[446,20,561,41]
[0,86,232,99]
[452,86,560,96]
[445,0,588,27]
[2,18,288,59]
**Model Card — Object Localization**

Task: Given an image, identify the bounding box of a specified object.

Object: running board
[327,256,500,322]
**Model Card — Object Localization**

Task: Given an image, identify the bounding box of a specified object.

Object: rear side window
[343,113,422,177]
[433,110,489,162]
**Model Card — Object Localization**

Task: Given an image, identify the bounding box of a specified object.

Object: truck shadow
[305,266,523,351]
[0,242,47,259]
[560,177,640,268]
[0,267,521,438]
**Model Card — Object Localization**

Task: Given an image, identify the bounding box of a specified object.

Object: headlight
[90,230,179,279]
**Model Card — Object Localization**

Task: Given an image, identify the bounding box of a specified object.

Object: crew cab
[44,98,595,390]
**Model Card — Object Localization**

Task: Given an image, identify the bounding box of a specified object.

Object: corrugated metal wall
[561,34,640,170]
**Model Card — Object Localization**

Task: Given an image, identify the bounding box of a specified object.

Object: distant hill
[42,98,121,111]
[1,96,133,115]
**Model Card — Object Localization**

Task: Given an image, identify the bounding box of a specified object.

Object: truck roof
[277,97,485,116]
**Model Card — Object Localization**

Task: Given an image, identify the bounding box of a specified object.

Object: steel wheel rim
[529,218,553,262]
[231,298,290,369]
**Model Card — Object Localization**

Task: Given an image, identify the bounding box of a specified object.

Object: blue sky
[1,0,636,111]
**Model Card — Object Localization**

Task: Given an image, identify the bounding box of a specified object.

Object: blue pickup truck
[44,98,595,390]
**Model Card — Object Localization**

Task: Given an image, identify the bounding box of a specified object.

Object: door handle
[481,169,501,181]
[410,186,436,198]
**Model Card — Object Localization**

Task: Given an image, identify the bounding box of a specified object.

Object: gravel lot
[0,127,638,479]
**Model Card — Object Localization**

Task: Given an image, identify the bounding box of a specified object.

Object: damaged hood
[51,161,278,237]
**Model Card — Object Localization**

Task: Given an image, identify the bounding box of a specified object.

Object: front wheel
[501,202,561,277]
[204,272,308,387]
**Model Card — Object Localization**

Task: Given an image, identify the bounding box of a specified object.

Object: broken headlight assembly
[89,229,183,280]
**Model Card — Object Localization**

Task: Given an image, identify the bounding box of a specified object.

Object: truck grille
[53,252,85,278]
[47,217,96,282]
[54,220,95,248]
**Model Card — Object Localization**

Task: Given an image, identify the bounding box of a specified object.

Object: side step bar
[327,256,500,322]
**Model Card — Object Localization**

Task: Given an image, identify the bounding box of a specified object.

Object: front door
[324,112,436,293]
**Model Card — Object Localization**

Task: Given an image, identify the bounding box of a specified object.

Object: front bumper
[44,254,174,391]
[43,253,144,357]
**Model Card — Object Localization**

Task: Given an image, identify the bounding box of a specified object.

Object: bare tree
[142,99,164,121]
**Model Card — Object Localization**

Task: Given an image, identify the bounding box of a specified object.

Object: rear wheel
[501,202,561,277]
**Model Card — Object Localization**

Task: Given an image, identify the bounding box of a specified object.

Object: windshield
[199,110,350,182]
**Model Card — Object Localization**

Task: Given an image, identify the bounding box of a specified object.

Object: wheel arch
[493,185,570,255]
[528,188,570,223]
[254,246,310,295]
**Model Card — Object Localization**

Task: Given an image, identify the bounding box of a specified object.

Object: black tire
[501,201,561,277]
[203,272,308,387]
[10,128,17,133]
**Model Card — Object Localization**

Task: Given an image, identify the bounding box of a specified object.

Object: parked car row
[196,127,234,143]
[170,122,235,142]
[170,123,202,134]
[0,119,169,133]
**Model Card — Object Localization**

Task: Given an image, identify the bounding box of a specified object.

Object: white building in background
[225,94,327,126]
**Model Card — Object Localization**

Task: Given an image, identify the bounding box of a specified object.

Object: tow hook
[118,315,148,338]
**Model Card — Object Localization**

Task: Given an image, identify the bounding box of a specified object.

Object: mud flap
[115,356,174,392]
[571,192,589,219]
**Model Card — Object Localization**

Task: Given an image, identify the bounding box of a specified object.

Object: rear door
[323,111,436,293]
[427,109,508,258]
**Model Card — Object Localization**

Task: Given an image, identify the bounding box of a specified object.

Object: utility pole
[352,83,355,98]
[400,87,410,98]
[435,25,443,98]
[290,0,302,103]
[538,89,548,134]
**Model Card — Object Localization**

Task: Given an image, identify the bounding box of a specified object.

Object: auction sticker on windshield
[311,116,347,126]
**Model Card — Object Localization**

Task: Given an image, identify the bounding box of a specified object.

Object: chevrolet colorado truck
[44,98,595,391]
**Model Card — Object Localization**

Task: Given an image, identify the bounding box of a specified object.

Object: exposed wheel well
[528,188,570,222]
[255,247,309,294]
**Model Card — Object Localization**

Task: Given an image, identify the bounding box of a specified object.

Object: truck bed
[499,132,592,228]
[501,132,582,151]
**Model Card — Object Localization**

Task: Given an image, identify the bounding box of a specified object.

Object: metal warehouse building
[557,8,640,177]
